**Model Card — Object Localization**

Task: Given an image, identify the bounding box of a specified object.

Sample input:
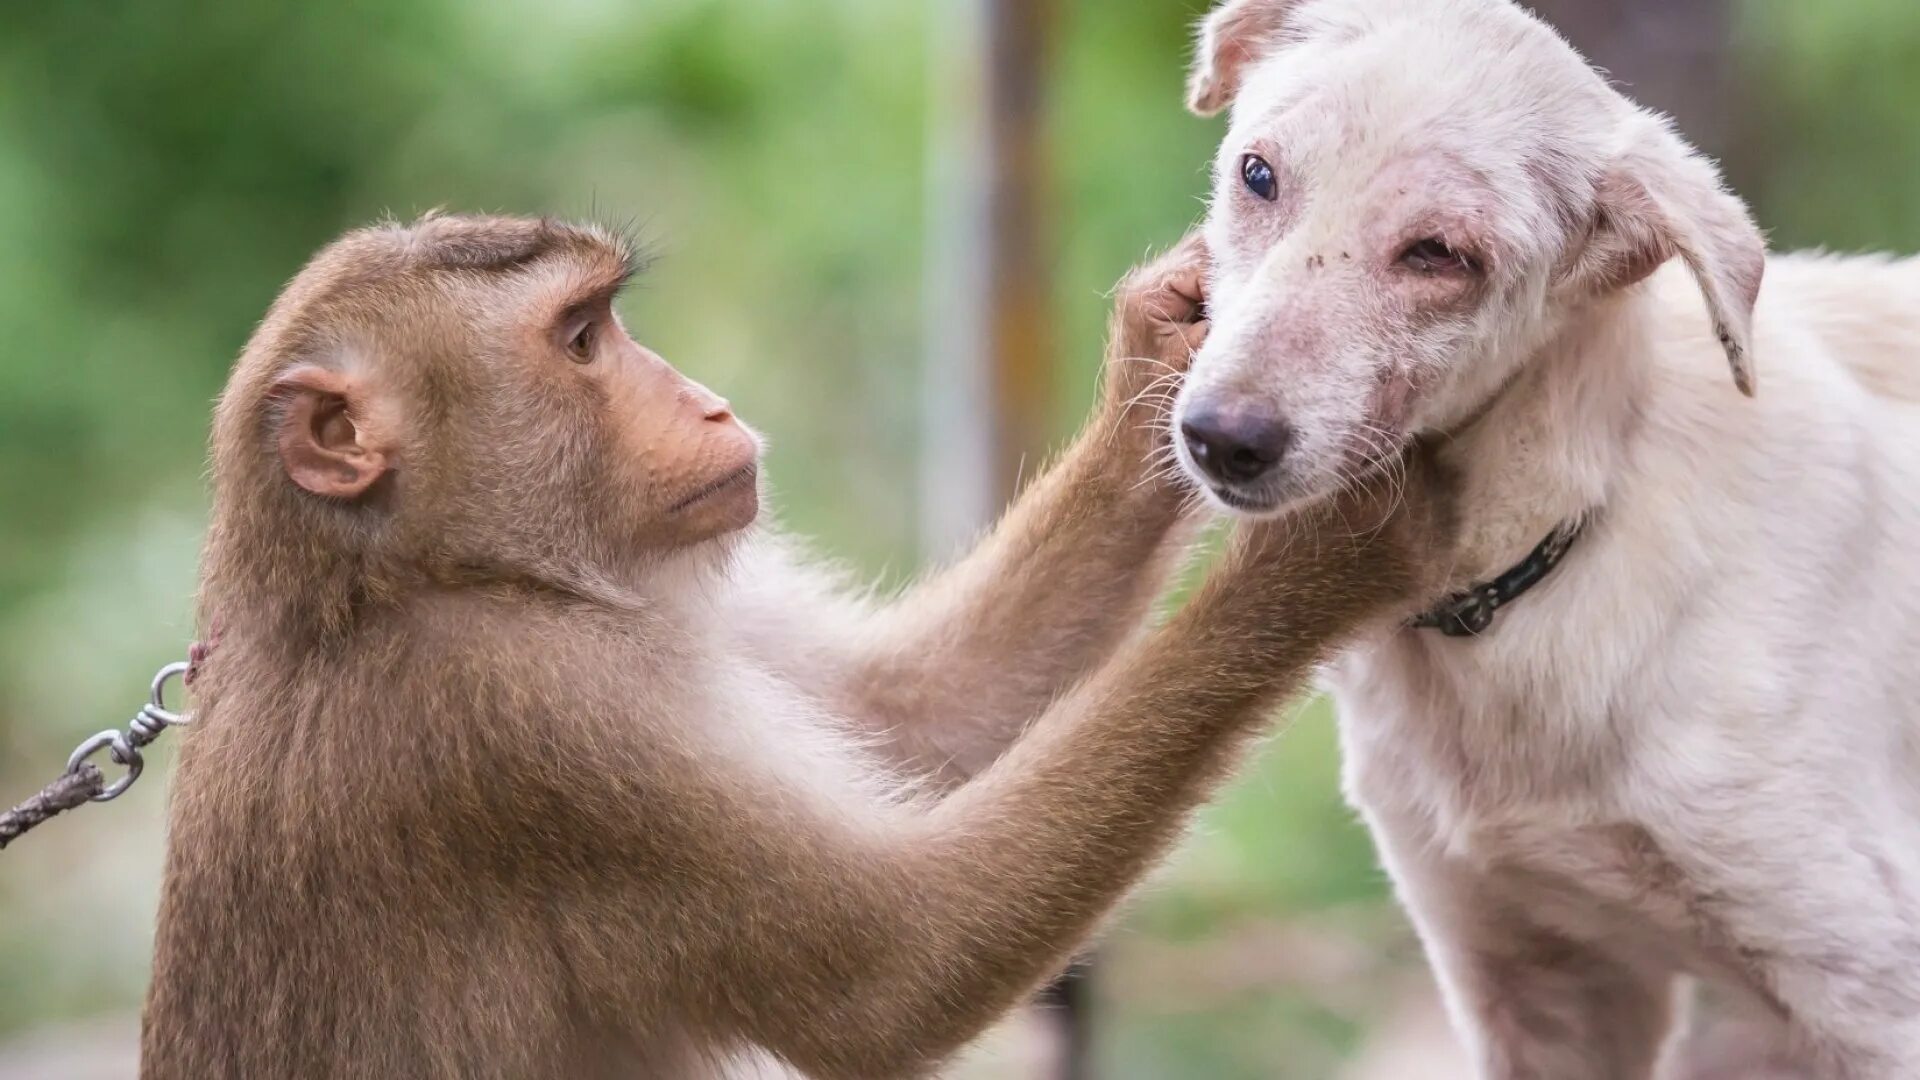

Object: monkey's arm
[596,496,1440,1079]
[727,243,1207,782]
[728,442,1191,780]
[860,441,1192,776]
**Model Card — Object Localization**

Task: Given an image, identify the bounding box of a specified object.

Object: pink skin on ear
[1188,0,1303,117]
[1560,133,1767,398]
[275,365,391,499]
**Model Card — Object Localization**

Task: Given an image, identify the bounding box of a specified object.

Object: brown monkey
[144,213,1450,1079]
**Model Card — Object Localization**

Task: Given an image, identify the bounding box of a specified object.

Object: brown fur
[143,215,1451,1079]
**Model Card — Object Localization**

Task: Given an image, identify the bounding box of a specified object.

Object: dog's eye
[1400,238,1478,275]
[1240,154,1279,202]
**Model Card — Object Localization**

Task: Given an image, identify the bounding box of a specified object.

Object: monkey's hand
[1218,443,1460,632]
[1091,232,1210,486]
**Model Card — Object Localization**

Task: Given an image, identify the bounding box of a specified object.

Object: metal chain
[0,661,192,852]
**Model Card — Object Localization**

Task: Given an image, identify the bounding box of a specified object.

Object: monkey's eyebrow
[415,218,648,280]
[557,267,638,321]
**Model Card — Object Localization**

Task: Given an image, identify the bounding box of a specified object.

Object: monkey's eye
[1241,154,1279,202]
[564,319,597,363]
[1399,237,1479,275]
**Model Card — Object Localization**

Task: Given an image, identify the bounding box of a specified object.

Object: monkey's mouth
[671,464,759,513]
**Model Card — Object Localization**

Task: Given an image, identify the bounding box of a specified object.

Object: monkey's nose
[683,381,734,422]
[1181,408,1294,486]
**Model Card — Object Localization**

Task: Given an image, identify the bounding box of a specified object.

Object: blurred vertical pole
[923,1,1083,1078]
[981,0,1060,501]
[922,0,1062,558]
[922,0,996,558]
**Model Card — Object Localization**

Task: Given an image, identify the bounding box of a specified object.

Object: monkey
[142,213,1452,1080]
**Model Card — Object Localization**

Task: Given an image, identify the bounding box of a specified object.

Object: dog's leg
[1371,826,1679,1080]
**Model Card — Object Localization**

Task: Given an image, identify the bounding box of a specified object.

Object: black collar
[1411,519,1586,637]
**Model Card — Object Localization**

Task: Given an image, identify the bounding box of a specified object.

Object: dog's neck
[1433,290,1658,587]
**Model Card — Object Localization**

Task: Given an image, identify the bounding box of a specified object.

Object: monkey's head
[208,213,760,618]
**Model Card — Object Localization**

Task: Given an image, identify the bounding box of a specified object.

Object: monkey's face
[259,216,765,587]
[269,283,760,571]
[572,309,763,548]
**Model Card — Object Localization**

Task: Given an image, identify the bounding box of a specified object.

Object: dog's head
[1175,0,1765,515]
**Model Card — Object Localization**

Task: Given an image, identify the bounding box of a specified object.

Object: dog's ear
[1561,116,1767,396]
[1188,0,1304,117]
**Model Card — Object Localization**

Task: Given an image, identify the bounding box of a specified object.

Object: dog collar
[1411,519,1585,637]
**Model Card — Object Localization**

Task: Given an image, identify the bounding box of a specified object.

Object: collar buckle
[1411,519,1586,639]
[1414,587,1500,638]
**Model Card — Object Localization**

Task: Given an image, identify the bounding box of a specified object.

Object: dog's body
[1334,253,1920,1077]
[1174,1,1920,1074]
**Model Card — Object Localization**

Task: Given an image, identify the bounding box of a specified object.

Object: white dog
[1174,1,1920,1077]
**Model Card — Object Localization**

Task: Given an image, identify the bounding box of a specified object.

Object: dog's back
[1767,252,1920,403]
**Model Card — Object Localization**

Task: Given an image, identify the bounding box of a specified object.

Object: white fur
[1182,2,1920,1076]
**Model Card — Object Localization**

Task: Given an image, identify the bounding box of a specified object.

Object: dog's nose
[1181,408,1294,485]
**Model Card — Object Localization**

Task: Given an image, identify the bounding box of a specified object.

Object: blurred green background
[1,1,1916,1076]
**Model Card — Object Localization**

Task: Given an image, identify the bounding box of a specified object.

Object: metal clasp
[63,661,193,803]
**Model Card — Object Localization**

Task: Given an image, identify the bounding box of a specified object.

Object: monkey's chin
[671,465,761,540]
[701,484,760,536]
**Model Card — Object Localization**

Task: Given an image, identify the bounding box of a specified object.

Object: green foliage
[1741,0,1920,251]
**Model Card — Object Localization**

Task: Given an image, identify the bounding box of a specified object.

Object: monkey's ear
[1188,0,1303,117]
[274,365,393,500]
